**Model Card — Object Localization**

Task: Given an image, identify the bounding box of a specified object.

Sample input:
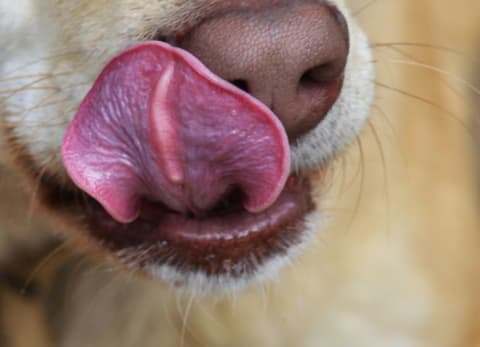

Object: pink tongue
[62,41,290,223]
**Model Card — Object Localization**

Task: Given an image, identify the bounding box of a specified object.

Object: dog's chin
[143,220,319,295]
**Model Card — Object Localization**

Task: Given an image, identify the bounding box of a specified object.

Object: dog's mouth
[58,41,317,280]
[82,173,314,278]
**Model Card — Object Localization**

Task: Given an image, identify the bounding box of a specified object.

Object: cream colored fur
[1,0,480,346]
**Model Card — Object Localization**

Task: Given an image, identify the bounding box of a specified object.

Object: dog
[1,0,480,346]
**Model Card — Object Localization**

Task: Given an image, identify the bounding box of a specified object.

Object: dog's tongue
[62,42,290,223]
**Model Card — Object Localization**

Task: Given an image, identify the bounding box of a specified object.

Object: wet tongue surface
[62,41,290,224]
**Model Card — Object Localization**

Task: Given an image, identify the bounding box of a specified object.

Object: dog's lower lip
[83,174,314,276]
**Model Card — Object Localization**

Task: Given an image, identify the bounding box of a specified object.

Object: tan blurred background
[335,1,480,345]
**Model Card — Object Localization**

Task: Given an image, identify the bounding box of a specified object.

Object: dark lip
[82,174,315,277]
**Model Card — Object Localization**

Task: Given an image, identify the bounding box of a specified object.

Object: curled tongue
[62,41,290,224]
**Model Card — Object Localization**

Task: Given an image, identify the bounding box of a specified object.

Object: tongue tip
[243,162,292,214]
[61,156,140,226]
[108,210,139,224]
[95,195,141,224]
[90,188,142,224]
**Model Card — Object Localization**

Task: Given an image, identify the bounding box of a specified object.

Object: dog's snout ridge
[179,2,349,140]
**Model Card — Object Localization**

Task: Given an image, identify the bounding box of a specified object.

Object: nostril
[230,79,250,93]
[300,61,346,88]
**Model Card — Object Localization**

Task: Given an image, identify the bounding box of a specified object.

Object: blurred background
[324,1,480,345]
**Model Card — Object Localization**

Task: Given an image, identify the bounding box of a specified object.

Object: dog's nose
[179,2,349,140]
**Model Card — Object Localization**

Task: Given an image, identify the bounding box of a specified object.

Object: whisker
[375,46,473,101]
[0,73,63,83]
[21,241,70,296]
[375,81,473,136]
[0,71,81,91]
[371,104,399,145]
[383,58,480,96]
[10,98,72,117]
[345,137,366,234]
[0,86,61,95]
[179,293,195,347]
[372,42,477,63]
[26,154,60,222]
[367,119,392,237]
[1,51,82,77]
[353,0,378,16]
[0,76,61,102]
[371,104,408,168]
[336,151,349,197]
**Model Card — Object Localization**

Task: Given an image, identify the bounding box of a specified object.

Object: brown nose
[178,2,349,140]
